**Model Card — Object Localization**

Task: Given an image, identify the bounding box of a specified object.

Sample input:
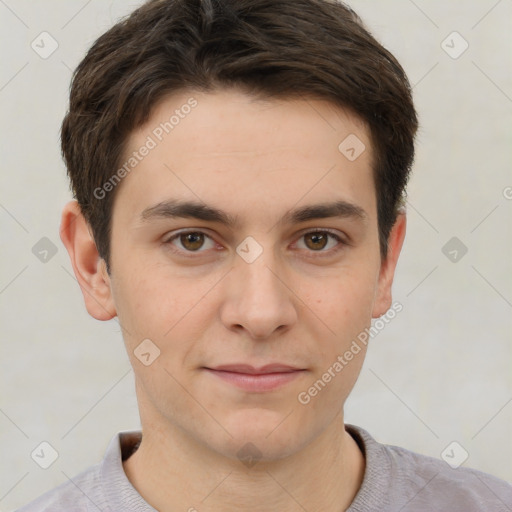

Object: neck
[123,413,365,512]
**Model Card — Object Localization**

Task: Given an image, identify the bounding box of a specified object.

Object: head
[60,0,417,461]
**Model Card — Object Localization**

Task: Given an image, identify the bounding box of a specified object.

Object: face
[77,89,403,461]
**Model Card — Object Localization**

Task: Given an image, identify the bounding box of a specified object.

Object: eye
[163,229,346,257]
[295,230,345,253]
[165,230,216,253]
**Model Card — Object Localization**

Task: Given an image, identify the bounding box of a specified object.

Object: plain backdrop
[1,0,511,510]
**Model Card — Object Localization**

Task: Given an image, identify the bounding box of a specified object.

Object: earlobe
[59,200,116,321]
[371,211,407,318]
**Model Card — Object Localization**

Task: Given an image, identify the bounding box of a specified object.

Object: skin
[61,88,406,511]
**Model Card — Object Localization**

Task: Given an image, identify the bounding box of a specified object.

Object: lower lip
[204,369,305,392]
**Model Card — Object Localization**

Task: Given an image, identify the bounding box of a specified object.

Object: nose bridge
[221,239,297,338]
[241,253,283,300]
[238,243,287,307]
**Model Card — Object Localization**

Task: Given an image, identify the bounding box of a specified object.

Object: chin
[212,409,312,462]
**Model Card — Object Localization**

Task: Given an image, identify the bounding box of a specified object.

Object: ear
[372,211,406,318]
[59,200,116,320]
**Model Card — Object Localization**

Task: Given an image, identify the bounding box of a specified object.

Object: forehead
[114,88,376,225]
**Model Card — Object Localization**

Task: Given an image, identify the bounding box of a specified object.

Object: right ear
[59,200,116,321]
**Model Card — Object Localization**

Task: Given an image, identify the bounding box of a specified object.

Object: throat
[121,425,365,512]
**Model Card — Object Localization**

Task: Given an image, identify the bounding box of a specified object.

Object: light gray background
[1,0,511,510]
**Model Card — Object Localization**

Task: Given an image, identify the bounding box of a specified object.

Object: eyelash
[163,229,347,258]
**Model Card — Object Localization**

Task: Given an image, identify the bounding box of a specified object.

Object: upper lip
[206,364,304,374]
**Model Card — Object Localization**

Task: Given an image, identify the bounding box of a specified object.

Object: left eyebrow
[139,198,367,227]
[282,200,367,225]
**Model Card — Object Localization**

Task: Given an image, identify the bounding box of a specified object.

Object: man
[17,0,512,510]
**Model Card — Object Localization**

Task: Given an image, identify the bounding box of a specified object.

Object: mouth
[202,364,307,392]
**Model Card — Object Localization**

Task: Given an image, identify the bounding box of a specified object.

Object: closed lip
[205,364,304,374]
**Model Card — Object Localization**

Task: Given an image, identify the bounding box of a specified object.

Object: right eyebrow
[140,200,239,227]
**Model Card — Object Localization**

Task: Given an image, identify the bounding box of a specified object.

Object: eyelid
[294,227,348,243]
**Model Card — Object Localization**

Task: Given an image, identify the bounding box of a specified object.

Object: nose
[219,249,298,340]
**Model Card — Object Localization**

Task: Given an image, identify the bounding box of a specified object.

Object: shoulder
[386,443,512,510]
[14,430,143,512]
[14,462,104,512]
[347,424,512,512]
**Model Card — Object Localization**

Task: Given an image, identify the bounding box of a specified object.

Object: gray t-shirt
[16,424,512,511]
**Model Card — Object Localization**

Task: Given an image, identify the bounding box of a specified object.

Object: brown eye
[304,232,329,250]
[165,230,217,255]
[304,233,328,250]
[179,232,205,251]
[296,230,344,254]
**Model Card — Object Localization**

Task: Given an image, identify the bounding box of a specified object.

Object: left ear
[372,211,406,318]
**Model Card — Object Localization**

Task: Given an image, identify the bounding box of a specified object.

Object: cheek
[296,278,373,417]
[110,260,219,358]
[110,265,172,344]
[303,268,377,337]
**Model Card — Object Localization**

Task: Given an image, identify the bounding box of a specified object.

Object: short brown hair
[61,0,418,271]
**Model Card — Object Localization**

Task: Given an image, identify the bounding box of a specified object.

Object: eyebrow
[139,199,367,227]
